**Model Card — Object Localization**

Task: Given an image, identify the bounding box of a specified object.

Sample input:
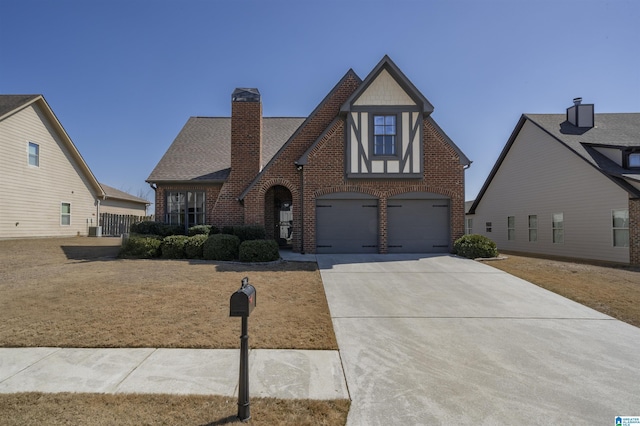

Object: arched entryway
[264,185,293,248]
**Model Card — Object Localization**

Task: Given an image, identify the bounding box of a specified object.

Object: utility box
[230,278,256,317]
[88,226,102,237]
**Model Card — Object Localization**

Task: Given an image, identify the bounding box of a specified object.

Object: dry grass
[0,237,347,424]
[0,237,337,349]
[0,393,350,426]
[485,252,640,327]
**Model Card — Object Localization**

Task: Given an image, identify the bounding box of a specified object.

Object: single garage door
[387,197,450,253]
[316,194,378,253]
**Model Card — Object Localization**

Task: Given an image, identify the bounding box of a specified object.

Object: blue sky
[2,0,639,212]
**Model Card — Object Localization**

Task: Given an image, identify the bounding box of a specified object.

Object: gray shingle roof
[147,117,305,183]
[100,183,150,204]
[526,113,640,181]
[0,95,40,118]
[470,112,640,214]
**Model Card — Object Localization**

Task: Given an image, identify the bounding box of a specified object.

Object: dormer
[341,56,434,178]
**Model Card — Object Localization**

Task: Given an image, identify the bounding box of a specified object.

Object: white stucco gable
[353,69,416,106]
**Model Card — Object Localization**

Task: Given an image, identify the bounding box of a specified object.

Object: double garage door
[316,193,450,254]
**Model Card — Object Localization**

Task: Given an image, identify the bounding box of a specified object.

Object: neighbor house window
[528,215,537,242]
[466,218,473,234]
[552,212,564,244]
[166,191,205,227]
[61,203,71,226]
[629,153,640,168]
[485,222,492,233]
[373,115,396,155]
[28,142,39,166]
[612,209,629,247]
[507,216,515,240]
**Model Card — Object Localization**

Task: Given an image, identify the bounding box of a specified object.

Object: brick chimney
[231,88,262,182]
[210,88,262,226]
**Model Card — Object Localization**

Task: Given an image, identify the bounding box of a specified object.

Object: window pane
[528,215,537,228]
[553,229,564,244]
[529,229,537,242]
[374,116,384,125]
[614,229,629,247]
[552,213,563,228]
[28,142,39,166]
[508,216,515,227]
[61,203,71,225]
[385,135,395,154]
[629,153,640,167]
[613,210,629,228]
[374,125,384,134]
[385,115,395,125]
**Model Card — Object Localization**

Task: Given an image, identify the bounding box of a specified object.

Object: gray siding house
[468,99,640,264]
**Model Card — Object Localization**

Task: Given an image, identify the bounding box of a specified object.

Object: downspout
[149,183,157,220]
[296,163,305,254]
[96,198,101,227]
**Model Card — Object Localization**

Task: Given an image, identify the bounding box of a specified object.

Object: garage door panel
[388,200,449,253]
[316,199,377,253]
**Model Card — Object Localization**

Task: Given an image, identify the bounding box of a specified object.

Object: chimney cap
[232,88,260,102]
[573,97,582,105]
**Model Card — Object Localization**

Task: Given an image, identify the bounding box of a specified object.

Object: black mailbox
[230,277,256,317]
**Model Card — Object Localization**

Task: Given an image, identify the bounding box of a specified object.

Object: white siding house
[0,95,149,238]
[468,100,640,265]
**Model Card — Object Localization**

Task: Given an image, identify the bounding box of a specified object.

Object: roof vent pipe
[573,97,582,106]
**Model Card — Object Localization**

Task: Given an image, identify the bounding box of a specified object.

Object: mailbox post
[229,277,256,422]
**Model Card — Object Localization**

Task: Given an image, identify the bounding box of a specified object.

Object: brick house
[147,56,471,253]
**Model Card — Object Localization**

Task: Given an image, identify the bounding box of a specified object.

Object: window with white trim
[485,222,492,233]
[28,142,39,167]
[528,215,537,242]
[61,203,71,226]
[552,212,564,244]
[466,218,473,234]
[507,216,515,241]
[612,209,629,247]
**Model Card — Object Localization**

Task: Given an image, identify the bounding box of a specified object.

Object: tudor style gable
[341,56,434,178]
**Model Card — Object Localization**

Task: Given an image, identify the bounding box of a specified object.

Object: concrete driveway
[317,254,640,425]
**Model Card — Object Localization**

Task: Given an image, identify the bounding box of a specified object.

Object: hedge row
[130,222,269,240]
[119,233,279,262]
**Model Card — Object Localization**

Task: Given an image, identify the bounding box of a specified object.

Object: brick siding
[154,70,467,254]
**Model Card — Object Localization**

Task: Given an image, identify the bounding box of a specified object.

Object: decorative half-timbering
[341,62,434,178]
[148,55,470,254]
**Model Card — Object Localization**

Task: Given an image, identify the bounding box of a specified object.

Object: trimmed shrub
[119,235,161,258]
[221,225,266,242]
[188,225,211,236]
[239,239,280,262]
[185,234,208,259]
[453,234,498,259]
[131,221,183,237]
[203,234,241,261]
[160,235,189,259]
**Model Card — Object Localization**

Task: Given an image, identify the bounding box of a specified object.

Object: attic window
[629,153,640,168]
[373,115,396,156]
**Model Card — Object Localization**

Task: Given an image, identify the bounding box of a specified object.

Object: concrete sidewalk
[318,253,640,425]
[0,348,348,400]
